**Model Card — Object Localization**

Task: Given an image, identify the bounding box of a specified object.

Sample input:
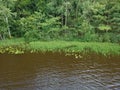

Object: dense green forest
[0,0,120,43]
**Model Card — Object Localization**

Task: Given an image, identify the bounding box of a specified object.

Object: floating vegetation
[65,53,83,59]
[0,46,25,54]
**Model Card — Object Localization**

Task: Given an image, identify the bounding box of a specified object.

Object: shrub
[24,30,40,43]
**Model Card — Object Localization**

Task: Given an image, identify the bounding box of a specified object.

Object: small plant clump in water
[0,46,25,54]
[65,53,83,59]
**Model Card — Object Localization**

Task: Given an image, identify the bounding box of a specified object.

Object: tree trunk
[61,14,64,27]
[76,0,80,23]
[0,34,3,40]
[65,3,68,27]
[5,17,11,38]
[61,0,64,27]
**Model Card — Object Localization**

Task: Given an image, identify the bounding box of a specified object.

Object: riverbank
[0,38,120,56]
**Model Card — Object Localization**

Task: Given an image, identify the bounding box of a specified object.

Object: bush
[102,33,111,42]
[97,33,120,43]
[110,33,120,43]
[82,33,99,42]
[24,30,40,43]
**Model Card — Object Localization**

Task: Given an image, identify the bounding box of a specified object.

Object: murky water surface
[0,53,120,90]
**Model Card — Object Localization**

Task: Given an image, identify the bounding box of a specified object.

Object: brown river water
[0,53,120,90]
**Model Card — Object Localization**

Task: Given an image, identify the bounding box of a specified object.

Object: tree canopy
[0,0,120,43]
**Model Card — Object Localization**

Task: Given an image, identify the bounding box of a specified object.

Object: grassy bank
[0,39,120,55]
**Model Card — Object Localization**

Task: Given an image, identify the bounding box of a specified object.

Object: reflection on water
[0,53,120,90]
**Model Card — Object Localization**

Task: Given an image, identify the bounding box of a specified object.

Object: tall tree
[0,0,16,39]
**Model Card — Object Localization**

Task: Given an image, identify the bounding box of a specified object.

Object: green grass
[0,38,120,55]
[0,38,25,46]
[28,41,120,55]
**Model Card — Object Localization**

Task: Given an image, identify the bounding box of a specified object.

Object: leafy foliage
[0,0,120,43]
